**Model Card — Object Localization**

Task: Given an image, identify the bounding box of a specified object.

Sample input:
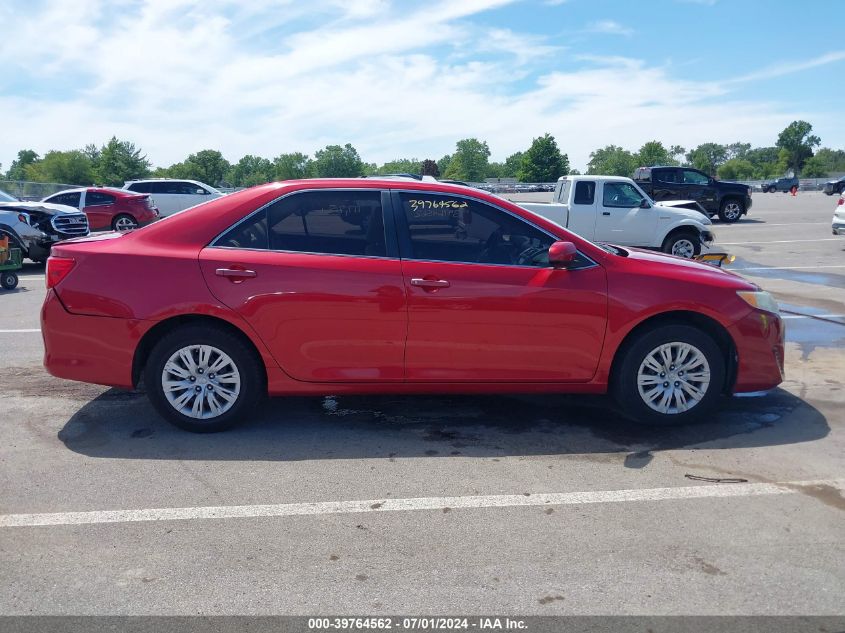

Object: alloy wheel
[671,238,695,258]
[115,216,138,231]
[723,202,741,220]
[636,342,711,414]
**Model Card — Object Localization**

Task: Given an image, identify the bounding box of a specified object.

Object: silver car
[0,189,89,262]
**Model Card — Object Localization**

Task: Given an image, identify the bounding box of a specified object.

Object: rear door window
[572,181,595,205]
[85,192,115,206]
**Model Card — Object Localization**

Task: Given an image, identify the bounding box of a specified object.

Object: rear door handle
[410,278,450,288]
[216,267,257,281]
[602,211,611,215]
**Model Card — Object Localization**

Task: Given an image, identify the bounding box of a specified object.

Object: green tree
[635,140,675,167]
[669,145,687,165]
[717,158,756,181]
[312,144,365,178]
[774,148,791,176]
[800,155,829,178]
[444,138,490,182]
[5,149,39,180]
[485,162,504,179]
[776,120,820,175]
[725,142,751,160]
[517,133,568,182]
[809,148,845,174]
[25,150,94,184]
[227,155,274,187]
[586,145,637,176]
[376,158,422,175]
[502,151,524,178]
[436,154,452,176]
[685,143,728,176]
[273,152,312,180]
[94,137,151,186]
[185,149,230,185]
[421,159,439,177]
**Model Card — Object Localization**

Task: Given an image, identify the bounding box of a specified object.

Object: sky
[1,0,844,171]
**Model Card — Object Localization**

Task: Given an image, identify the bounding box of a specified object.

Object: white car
[123,179,223,216]
[833,193,845,236]
[519,175,714,258]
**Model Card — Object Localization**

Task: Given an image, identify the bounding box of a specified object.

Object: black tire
[611,324,725,426]
[112,214,138,232]
[144,324,265,433]
[661,231,701,258]
[0,271,18,290]
[717,198,744,223]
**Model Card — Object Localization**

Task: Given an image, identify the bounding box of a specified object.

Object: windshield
[0,189,17,202]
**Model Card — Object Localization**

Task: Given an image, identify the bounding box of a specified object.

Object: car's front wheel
[612,324,725,426]
[718,199,744,222]
[144,324,264,432]
[662,231,700,258]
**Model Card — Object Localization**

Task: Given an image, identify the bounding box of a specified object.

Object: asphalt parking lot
[0,190,843,616]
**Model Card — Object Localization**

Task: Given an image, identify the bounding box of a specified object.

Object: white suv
[123,179,223,217]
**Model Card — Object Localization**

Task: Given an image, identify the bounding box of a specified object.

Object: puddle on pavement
[780,302,845,358]
[732,257,845,288]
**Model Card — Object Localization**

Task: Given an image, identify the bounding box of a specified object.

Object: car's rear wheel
[612,324,725,426]
[112,214,138,231]
[718,199,744,222]
[662,231,700,258]
[144,325,264,432]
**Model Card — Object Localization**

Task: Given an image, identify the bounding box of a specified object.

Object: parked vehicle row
[633,166,753,223]
[41,178,784,433]
[520,175,714,258]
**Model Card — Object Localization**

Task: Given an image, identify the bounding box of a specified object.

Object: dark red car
[41,179,784,432]
[42,187,159,232]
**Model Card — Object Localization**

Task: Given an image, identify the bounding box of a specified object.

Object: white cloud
[586,20,634,36]
[0,0,843,173]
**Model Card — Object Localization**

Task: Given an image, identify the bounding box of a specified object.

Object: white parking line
[1,479,841,528]
[721,238,842,245]
[735,265,845,271]
[781,314,845,320]
[0,328,40,333]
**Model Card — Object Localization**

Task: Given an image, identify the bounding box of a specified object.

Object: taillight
[838,197,844,206]
[46,256,76,289]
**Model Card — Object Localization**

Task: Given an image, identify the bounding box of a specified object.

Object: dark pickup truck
[633,165,753,223]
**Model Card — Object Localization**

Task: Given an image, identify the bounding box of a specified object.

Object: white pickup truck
[518,175,714,258]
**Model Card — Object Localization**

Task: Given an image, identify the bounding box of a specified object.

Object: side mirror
[548,241,578,268]
[640,198,650,209]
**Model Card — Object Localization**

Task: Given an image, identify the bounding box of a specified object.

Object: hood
[617,246,755,289]
[719,180,751,192]
[0,201,82,216]
[653,201,712,224]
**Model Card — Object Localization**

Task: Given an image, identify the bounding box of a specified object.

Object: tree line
[3,121,842,188]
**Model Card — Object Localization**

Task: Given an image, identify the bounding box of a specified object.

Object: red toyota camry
[41,179,784,432]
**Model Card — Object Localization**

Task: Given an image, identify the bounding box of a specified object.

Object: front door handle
[410,278,450,289]
[602,211,611,216]
[216,267,257,282]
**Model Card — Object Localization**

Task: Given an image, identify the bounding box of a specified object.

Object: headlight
[737,290,779,314]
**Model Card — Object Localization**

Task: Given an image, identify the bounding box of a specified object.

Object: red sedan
[41,179,784,432]
[43,187,159,232]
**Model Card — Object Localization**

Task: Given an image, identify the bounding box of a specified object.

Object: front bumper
[728,308,785,393]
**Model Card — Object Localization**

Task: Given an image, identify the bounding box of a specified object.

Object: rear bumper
[744,195,753,211]
[41,289,142,389]
[833,223,845,236]
[728,309,785,393]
